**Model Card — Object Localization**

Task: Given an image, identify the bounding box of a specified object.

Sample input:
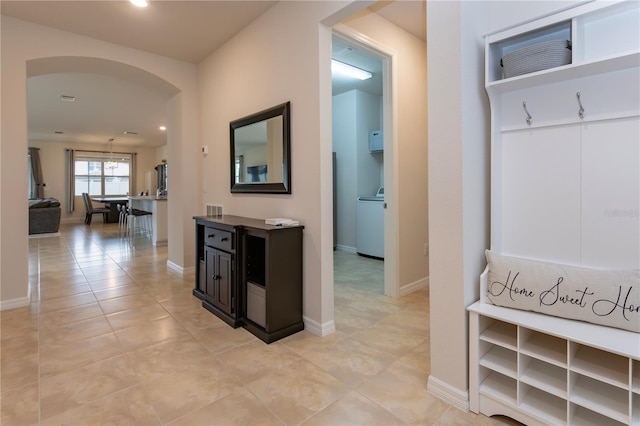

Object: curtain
[131,153,137,195]
[28,147,45,198]
[65,149,75,212]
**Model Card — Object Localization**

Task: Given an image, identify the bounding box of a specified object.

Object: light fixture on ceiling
[159,126,167,131]
[59,95,76,102]
[331,59,372,80]
[130,0,148,7]
[123,131,138,135]
[106,138,117,169]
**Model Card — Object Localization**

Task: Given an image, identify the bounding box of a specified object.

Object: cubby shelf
[469,302,640,425]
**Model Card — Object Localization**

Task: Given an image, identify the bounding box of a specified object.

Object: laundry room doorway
[331,27,398,298]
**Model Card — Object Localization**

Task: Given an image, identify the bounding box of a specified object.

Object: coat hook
[523,102,532,126]
[576,92,585,119]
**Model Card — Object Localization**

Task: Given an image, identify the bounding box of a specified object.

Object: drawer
[205,227,233,251]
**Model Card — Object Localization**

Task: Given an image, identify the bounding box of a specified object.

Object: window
[74,152,132,196]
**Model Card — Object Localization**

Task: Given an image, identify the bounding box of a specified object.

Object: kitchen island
[128,196,167,246]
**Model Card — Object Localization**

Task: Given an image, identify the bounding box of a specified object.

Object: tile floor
[1,222,518,425]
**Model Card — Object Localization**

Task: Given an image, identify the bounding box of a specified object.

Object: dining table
[91,196,129,223]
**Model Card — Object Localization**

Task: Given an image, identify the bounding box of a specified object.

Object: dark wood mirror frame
[230,102,291,194]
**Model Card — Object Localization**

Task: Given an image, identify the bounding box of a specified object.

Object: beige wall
[0,16,199,308]
[197,1,354,331]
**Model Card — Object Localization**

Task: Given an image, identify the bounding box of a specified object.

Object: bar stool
[127,206,152,238]
[116,204,128,232]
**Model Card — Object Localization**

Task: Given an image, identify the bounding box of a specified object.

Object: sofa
[29,198,61,235]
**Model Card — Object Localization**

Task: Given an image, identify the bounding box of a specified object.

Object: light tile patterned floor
[1,222,519,425]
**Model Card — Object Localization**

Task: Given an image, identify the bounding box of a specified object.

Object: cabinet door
[206,247,234,316]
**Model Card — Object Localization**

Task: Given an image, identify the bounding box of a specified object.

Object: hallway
[2,222,513,425]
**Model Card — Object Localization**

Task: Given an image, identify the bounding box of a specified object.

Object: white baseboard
[303,315,336,336]
[427,375,469,412]
[399,276,429,296]
[167,260,193,274]
[0,295,30,311]
[335,245,357,253]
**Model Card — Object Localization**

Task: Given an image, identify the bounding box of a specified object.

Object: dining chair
[82,193,110,225]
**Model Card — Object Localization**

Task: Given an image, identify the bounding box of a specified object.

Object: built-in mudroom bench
[469,1,640,425]
[193,215,304,343]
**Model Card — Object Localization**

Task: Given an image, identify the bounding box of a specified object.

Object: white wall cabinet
[470,1,640,424]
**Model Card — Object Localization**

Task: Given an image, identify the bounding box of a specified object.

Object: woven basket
[501,39,571,79]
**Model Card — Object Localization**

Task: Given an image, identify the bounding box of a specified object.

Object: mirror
[230,102,291,194]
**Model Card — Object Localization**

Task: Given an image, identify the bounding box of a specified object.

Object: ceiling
[2,0,425,148]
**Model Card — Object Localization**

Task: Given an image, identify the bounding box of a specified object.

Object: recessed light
[59,95,76,102]
[130,0,148,7]
[159,126,166,131]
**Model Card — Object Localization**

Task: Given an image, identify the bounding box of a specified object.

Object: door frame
[332,25,399,297]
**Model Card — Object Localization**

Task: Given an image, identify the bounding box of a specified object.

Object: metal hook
[576,92,585,120]
[523,102,532,126]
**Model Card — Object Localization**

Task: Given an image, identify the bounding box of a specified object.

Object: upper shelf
[485,0,640,91]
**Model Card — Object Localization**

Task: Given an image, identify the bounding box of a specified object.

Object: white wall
[426,0,582,404]
[355,90,383,198]
[28,140,158,223]
[0,16,199,308]
[332,89,381,250]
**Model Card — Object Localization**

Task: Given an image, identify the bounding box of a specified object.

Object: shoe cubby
[519,354,566,399]
[569,372,629,424]
[478,316,517,349]
[570,343,629,388]
[570,404,627,426]
[479,369,517,407]
[519,328,567,367]
[469,302,640,425]
[519,384,567,425]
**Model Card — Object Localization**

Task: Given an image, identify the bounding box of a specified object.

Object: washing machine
[356,188,384,259]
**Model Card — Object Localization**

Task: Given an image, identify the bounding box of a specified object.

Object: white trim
[399,276,429,296]
[303,315,335,337]
[0,295,30,311]
[335,244,356,253]
[167,260,192,274]
[427,375,470,412]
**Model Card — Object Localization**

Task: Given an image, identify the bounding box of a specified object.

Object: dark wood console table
[193,215,304,343]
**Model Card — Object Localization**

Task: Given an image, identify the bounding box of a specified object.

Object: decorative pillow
[485,250,640,333]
